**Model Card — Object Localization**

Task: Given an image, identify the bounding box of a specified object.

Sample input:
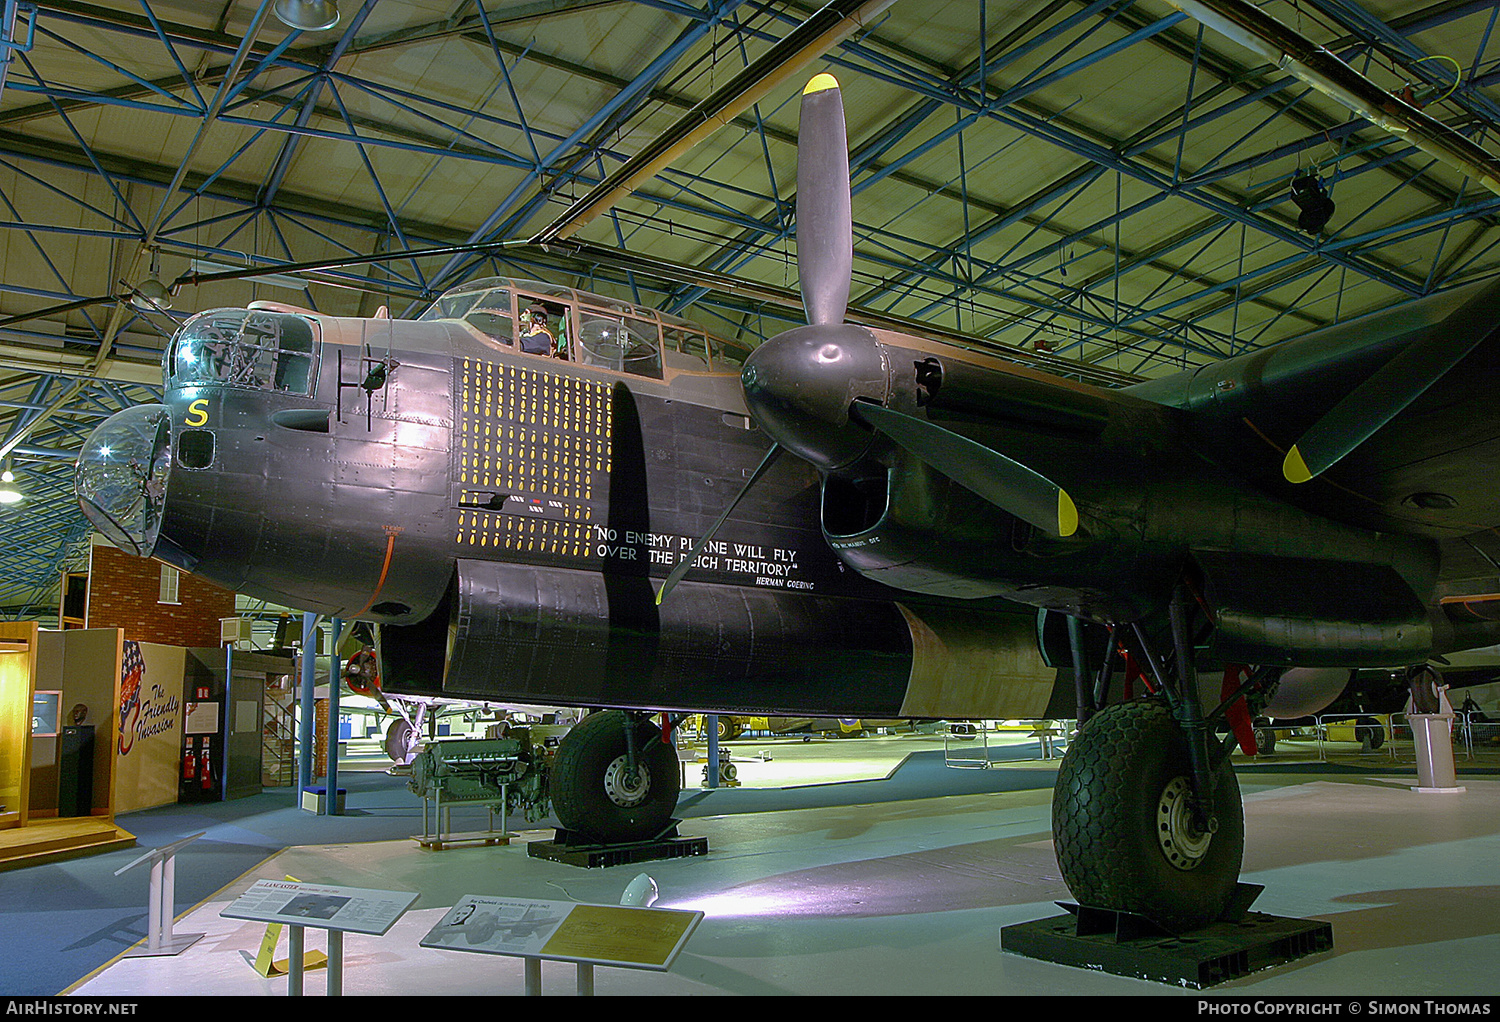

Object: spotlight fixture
[274,0,339,32]
[129,276,173,312]
[0,462,21,505]
[619,872,659,907]
[1290,173,1336,235]
[130,249,173,312]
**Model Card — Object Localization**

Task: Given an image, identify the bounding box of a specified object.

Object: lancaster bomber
[76,74,1500,934]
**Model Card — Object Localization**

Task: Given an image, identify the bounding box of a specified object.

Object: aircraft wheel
[1356,719,1385,751]
[1052,700,1244,933]
[384,718,418,765]
[550,711,680,844]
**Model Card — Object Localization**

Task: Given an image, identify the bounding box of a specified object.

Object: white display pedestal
[116,832,207,957]
[1409,713,1465,794]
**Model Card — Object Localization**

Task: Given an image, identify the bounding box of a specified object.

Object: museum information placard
[221,879,417,935]
[421,895,701,970]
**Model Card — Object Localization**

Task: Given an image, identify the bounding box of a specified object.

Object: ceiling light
[0,463,21,505]
[131,249,173,311]
[1290,173,1335,234]
[130,277,173,312]
[189,258,309,291]
[274,0,339,32]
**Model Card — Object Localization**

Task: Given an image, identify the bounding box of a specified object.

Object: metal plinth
[1000,900,1333,988]
[413,830,512,850]
[124,932,205,958]
[527,824,708,868]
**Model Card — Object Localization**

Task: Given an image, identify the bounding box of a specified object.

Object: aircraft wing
[1133,278,1500,545]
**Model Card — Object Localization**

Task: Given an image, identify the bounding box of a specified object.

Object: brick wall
[86,544,235,647]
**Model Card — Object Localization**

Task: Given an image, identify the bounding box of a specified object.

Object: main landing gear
[1050,585,1272,933]
[548,709,681,844]
[1017,588,1335,985]
[1054,700,1245,932]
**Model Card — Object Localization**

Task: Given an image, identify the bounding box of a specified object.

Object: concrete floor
[68,742,1500,997]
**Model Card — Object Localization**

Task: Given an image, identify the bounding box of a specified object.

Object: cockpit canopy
[419,276,752,376]
[165,308,320,395]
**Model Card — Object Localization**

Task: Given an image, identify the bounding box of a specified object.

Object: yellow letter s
[185,398,209,427]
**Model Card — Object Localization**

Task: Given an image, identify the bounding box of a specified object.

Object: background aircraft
[74,72,1500,936]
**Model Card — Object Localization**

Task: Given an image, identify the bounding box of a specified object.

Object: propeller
[1284,281,1500,483]
[660,73,1081,603]
[797,73,853,328]
[741,73,1079,536]
[852,402,1079,537]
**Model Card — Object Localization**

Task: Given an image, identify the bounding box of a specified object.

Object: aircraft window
[576,314,662,379]
[418,291,483,322]
[708,335,751,368]
[166,309,319,395]
[463,288,515,346]
[663,326,709,362]
[176,429,214,470]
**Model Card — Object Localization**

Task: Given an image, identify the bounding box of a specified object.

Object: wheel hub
[603,754,650,808]
[1157,775,1214,871]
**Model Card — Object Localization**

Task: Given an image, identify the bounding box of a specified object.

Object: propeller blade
[796,73,852,328]
[1283,284,1500,483]
[852,402,1078,538]
[655,443,785,605]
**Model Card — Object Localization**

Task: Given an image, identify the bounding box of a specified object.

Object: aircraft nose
[740,322,889,471]
[75,404,172,557]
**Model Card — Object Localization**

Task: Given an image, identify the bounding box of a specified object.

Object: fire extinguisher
[200,737,212,790]
[183,742,196,781]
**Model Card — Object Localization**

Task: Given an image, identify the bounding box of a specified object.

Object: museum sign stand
[420,893,702,995]
[220,879,418,996]
[115,832,206,956]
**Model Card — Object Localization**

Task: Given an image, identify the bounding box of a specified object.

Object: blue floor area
[3,740,1489,995]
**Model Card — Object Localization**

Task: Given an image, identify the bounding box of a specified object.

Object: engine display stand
[1000,886,1332,988]
[527,822,708,868]
[413,784,513,850]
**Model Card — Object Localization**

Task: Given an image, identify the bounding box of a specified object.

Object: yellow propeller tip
[1283,445,1313,484]
[804,73,840,95]
[1058,490,1079,538]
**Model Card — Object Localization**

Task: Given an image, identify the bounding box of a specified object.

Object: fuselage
[76,276,1495,715]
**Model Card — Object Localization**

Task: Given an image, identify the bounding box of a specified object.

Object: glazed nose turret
[75,404,173,556]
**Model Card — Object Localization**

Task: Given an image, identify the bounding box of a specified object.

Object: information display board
[420,894,701,970]
[221,879,418,996]
[221,879,417,935]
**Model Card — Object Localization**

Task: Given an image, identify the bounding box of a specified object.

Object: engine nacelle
[1260,667,1355,718]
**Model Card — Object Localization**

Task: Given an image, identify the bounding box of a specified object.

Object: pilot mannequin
[518,304,555,356]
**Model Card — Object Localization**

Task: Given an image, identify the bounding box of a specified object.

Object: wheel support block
[526,822,709,868]
[1001,887,1332,988]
